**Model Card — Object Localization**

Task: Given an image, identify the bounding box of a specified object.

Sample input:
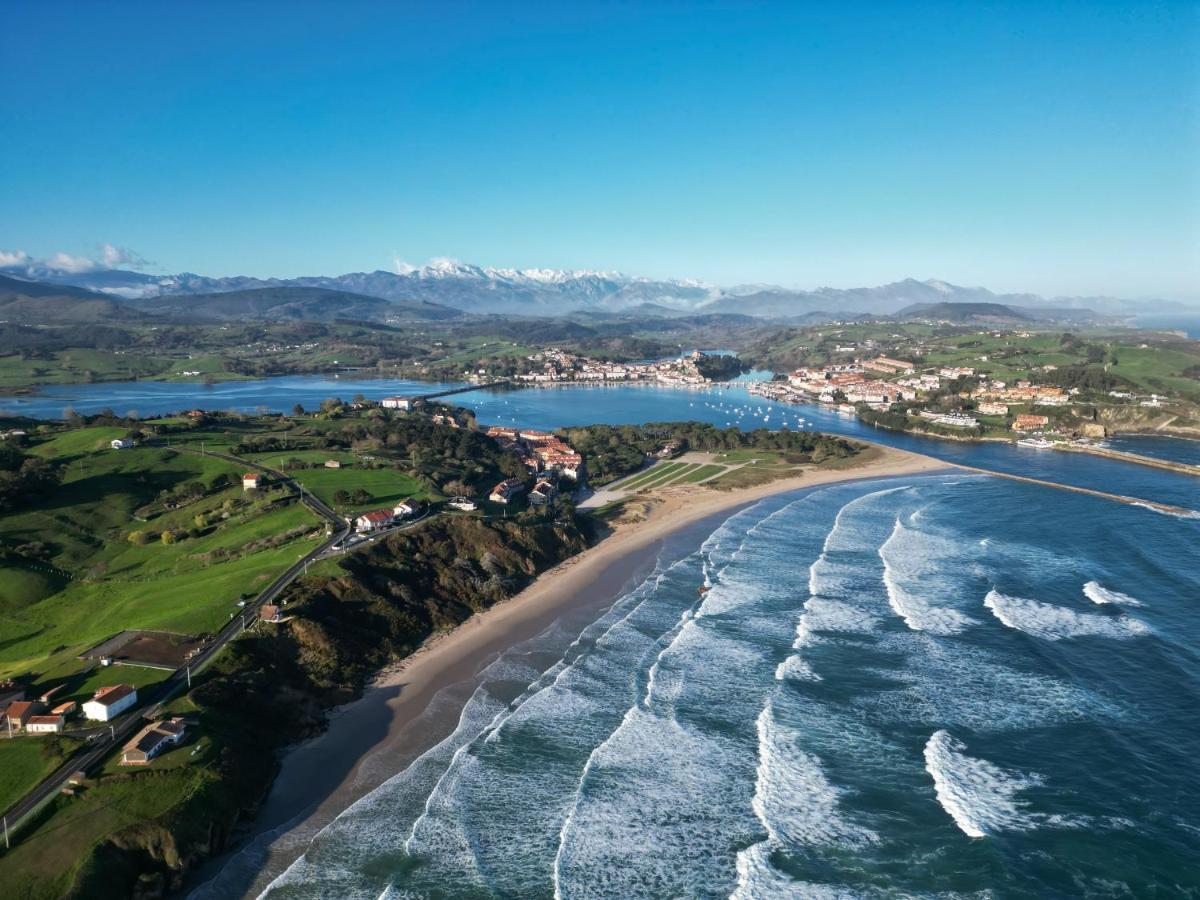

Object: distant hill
[0,273,146,324]
[895,301,1033,323]
[129,286,461,323]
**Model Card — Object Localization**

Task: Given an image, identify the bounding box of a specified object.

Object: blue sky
[1,1,1197,299]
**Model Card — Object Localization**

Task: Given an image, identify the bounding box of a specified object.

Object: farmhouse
[3,700,40,730]
[448,497,477,511]
[242,472,262,491]
[354,509,394,533]
[111,438,134,450]
[82,684,138,722]
[323,459,342,469]
[392,499,420,518]
[25,714,66,734]
[121,717,188,765]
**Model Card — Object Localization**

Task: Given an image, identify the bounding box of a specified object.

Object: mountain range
[0,258,1179,321]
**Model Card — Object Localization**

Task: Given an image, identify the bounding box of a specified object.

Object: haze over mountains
[0,257,1185,323]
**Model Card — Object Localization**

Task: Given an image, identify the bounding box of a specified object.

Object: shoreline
[191,444,948,898]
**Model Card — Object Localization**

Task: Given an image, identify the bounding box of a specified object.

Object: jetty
[417,380,509,402]
[1054,442,1200,477]
[953,464,1198,518]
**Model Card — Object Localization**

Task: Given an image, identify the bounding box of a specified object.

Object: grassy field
[0,761,216,900]
[0,738,83,815]
[0,350,171,391]
[245,449,433,513]
[0,432,323,680]
[611,461,686,490]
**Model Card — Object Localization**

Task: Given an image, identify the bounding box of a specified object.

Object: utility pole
[4,814,9,849]
[186,666,191,688]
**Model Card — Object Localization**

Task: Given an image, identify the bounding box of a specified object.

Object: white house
[354,509,394,533]
[242,473,262,491]
[83,684,138,721]
[448,497,477,511]
[392,499,419,518]
[111,438,134,450]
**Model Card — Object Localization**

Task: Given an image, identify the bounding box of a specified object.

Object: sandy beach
[192,443,948,898]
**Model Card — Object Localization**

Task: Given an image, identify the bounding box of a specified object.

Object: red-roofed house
[242,473,262,491]
[354,509,394,533]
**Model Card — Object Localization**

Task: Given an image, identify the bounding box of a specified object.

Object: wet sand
[189,444,946,898]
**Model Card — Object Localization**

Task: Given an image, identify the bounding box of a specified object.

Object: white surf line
[1082,580,1143,607]
[923,730,1041,838]
[878,513,975,636]
[983,588,1149,641]
[553,491,828,898]
[261,553,691,897]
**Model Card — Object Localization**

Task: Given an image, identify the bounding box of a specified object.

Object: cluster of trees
[693,354,750,381]
[0,439,60,512]
[1035,364,1133,394]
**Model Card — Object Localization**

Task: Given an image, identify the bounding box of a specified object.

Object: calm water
[6,376,1197,509]
[253,474,1200,899]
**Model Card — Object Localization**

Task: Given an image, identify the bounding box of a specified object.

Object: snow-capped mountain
[0,257,1172,318]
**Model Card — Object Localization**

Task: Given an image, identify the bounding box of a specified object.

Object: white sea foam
[1083,580,1143,607]
[923,730,1041,838]
[853,634,1117,731]
[878,516,975,635]
[733,707,876,899]
[984,588,1149,641]
[1130,501,1200,520]
[775,655,821,681]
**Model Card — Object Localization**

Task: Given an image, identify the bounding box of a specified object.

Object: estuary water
[253,473,1200,898]
[3,375,1198,509]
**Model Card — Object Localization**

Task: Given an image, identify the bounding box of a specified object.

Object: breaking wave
[923,730,1042,838]
[984,589,1149,641]
[1082,580,1143,607]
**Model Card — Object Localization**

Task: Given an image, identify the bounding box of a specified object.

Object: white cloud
[12,243,153,274]
[99,243,149,269]
[46,251,99,273]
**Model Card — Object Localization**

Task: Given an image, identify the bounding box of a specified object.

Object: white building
[25,714,66,734]
[381,396,421,411]
[111,438,134,450]
[83,684,138,721]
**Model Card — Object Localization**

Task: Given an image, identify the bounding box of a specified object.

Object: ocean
[251,473,1200,899]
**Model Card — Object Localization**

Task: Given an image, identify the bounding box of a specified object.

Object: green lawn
[674,464,726,483]
[611,461,685,490]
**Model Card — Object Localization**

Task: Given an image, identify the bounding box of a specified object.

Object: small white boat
[1016,437,1055,449]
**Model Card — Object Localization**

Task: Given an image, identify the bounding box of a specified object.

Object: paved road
[0,446,351,841]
